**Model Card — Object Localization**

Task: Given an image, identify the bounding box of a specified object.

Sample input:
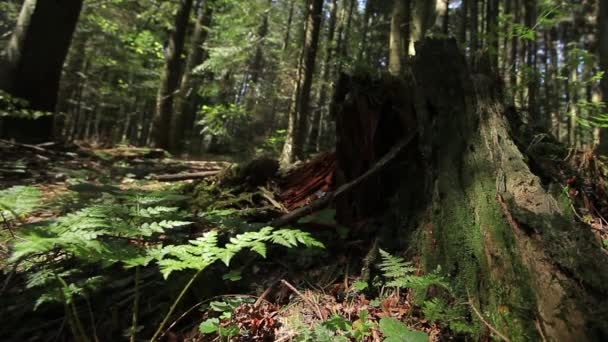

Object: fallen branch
[468,295,512,342]
[152,170,221,182]
[271,130,417,227]
[280,279,324,320]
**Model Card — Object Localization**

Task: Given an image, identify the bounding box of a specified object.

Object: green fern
[156,226,324,279]
[378,249,449,291]
[0,185,42,221]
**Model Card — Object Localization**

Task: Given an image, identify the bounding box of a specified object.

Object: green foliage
[379,317,429,342]
[198,104,252,150]
[199,296,253,335]
[379,249,449,291]
[0,90,53,119]
[155,226,324,279]
[294,312,372,342]
[0,186,42,221]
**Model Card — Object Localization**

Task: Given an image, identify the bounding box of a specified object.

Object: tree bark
[333,38,608,341]
[389,0,409,75]
[485,0,498,71]
[309,0,339,152]
[408,0,436,55]
[0,0,83,143]
[169,0,213,153]
[280,0,324,165]
[598,0,608,153]
[151,0,193,150]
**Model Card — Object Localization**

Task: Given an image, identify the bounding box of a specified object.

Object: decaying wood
[153,170,221,182]
[271,130,417,227]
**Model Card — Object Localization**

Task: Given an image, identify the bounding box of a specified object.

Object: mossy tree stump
[333,38,608,341]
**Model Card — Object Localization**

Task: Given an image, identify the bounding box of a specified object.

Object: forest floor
[1,140,607,341]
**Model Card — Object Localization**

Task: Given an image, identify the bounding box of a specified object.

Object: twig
[152,170,221,182]
[280,279,324,320]
[534,319,548,342]
[259,186,289,213]
[271,130,418,227]
[467,295,511,342]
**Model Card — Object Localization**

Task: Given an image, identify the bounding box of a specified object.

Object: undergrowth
[0,184,324,341]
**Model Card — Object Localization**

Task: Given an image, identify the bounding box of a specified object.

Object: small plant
[379,249,449,292]
[0,185,42,222]
[379,317,428,342]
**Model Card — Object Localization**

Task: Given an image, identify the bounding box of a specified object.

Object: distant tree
[151,0,194,150]
[170,0,214,152]
[408,0,435,55]
[598,0,608,154]
[281,0,324,164]
[0,0,83,142]
[389,0,409,75]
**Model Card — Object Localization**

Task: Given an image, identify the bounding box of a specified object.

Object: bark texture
[280,0,324,165]
[169,1,213,152]
[151,0,193,150]
[334,38,608,341]
[598,0,608,154]
[0,0,83,142]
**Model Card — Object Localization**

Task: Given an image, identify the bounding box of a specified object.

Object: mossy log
[335,39,608,340]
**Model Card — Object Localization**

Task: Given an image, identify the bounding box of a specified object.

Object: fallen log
[153,170,221,182]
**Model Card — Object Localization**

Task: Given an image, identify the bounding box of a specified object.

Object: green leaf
[199,318,219,334]
[379,318,428,342]
[353,281,369,291]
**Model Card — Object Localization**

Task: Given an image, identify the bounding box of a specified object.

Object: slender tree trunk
[508,0,520,99]
[389,0,409,75]
[409,0,436,55]
[458,0,468,45]
[598,0,608,153]
[525,0,540,127]
[244,0,272,138]
[309,0,338,152]
[0,0,83,143]
[282,0,296,52]
[169,1,213,152]
[55,33,88,140]
[151,0,193,150]
[470,0,479,53]
[280,0,324,165]
[435,0,448,34]
[486,0,499,71]
[357,0,374,63]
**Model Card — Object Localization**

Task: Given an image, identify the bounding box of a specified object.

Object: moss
[410,139,540,341]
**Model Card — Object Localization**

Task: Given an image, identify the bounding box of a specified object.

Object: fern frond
[0,185,42,220]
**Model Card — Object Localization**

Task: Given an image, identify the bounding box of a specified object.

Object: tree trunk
[0,0,83,143]
[282,0,296,52]
[244,0,271,140]
[485,0,498,71]
[334,38,608,341]
[389,0,409,75]
[435,0,448,34]
[525,0,540,127]
[458,0,468,46]
[598,0,608,153]
[309,0,338,152]
[151,0,193,150]
[280,0,324,165]
[470,0,479,53]
[169,0,213,153]
[408,0,436,55]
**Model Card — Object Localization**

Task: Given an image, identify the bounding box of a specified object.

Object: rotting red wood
[279,152,336,211]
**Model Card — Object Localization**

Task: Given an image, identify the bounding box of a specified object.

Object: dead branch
[152,170,221,182]
[271,130,417,227]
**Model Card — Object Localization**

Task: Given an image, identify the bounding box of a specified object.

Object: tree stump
[332,38,608,340]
